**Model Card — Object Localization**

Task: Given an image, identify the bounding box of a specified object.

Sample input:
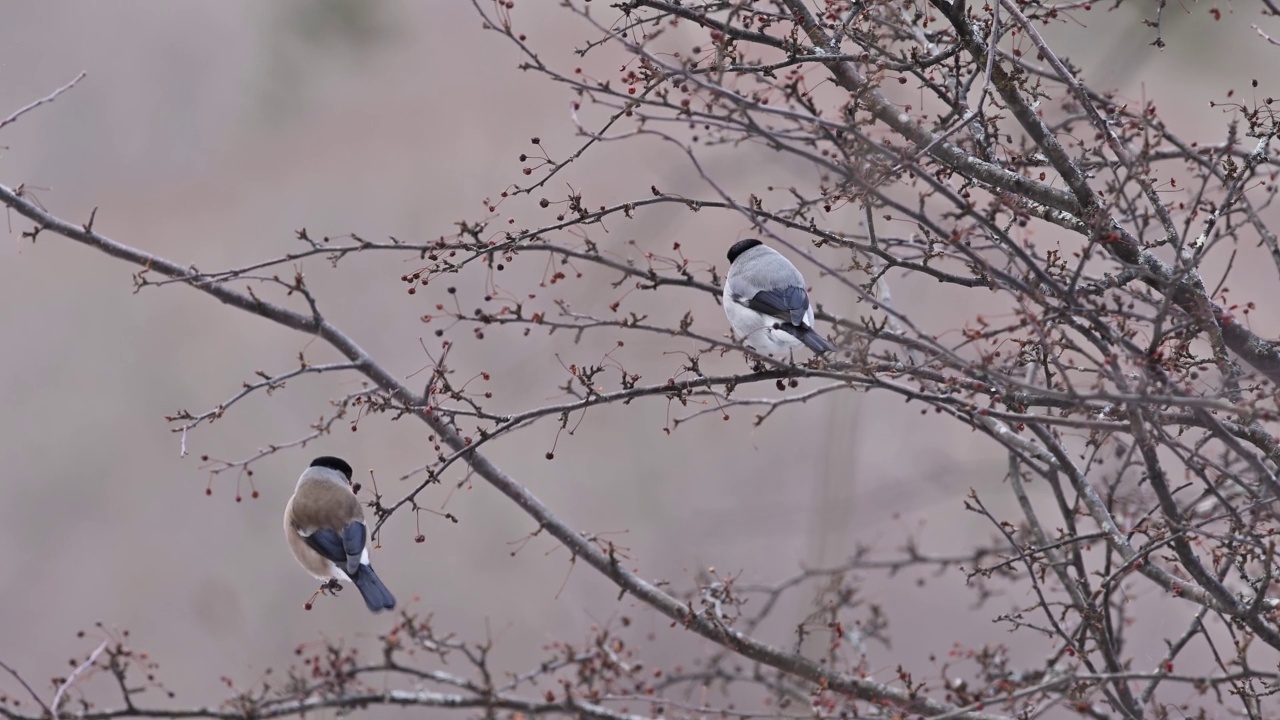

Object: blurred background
[0,1,1276,717]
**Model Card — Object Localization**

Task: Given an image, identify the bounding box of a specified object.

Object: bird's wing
[301,528,347,566]
[342,521,367,575]
[299,521,367,574]
[745,286,812,327]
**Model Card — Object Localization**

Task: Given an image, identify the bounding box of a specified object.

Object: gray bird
[284,456,396,612]
[723,239,835,356]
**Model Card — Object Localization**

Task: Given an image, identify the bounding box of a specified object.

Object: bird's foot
[303,579,344,611]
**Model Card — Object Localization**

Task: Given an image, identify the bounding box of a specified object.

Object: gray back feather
[726,245,805,298]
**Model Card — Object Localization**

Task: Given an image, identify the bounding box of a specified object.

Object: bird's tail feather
[799,328,836,354]
[352,565,396,612]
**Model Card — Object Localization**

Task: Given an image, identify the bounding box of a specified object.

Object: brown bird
[283,456,396,612]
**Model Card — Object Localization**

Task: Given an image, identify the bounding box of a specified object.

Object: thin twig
[0,72,87,132]
[52,639,109,720]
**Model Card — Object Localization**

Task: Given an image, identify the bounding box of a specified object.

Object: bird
[283,456,396,612]
[722,239,835,357]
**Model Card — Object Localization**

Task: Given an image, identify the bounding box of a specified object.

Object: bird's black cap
[727,238,763,263]
[310,456,353,480]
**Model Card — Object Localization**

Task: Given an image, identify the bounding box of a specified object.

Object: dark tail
[798,328,836,355]
[351,564,396,612]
